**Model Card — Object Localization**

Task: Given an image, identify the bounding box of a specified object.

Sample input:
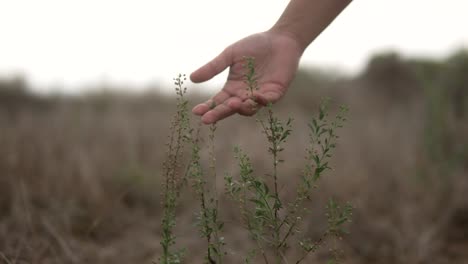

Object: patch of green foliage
[159,58,352,264]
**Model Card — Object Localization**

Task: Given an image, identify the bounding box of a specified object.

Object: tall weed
[159,58,351,263]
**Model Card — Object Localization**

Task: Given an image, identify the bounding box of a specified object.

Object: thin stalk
[209,123,224,264]
[295,232,329,264]
[272,129,281,264]
[160,74,189,264]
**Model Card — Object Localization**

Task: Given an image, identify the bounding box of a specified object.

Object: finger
[192,90,230,116]
[237,99,260,116]
[251,93,269,106]
[237,89,284,116]
[201,97,241,124]
[190,47,232,83]
[252,90,283,105]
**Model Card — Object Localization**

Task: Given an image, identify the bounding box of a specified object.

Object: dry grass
[0,51,467,263]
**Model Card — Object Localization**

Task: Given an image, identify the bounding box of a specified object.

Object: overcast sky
[0,0,467,93]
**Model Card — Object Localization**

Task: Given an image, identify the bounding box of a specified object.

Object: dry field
[0,51,467,263]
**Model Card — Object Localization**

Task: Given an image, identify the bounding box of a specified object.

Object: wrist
[266,26,308,53]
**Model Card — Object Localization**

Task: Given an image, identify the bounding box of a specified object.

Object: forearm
[269,0,352,51]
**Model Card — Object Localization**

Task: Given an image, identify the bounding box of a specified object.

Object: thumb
[190,47,232,83]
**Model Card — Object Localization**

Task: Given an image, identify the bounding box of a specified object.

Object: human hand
[190,30,304,124]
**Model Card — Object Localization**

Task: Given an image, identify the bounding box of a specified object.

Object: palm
[191,31,303,124]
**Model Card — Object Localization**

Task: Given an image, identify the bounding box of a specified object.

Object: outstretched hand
[190,31,304,124]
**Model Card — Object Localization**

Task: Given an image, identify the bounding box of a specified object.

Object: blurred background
[0,0,467,263]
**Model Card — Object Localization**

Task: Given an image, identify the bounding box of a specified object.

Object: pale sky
[0,0,467,93]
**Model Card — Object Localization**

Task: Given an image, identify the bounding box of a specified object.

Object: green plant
[243,56,259,99]
[188,123,226,264]
[159,74,191,264]
[160,75,226,264]
[224,57,352,263]
[159,58,351,264]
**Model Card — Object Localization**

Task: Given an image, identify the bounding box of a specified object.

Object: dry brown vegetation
[0,51,467,264]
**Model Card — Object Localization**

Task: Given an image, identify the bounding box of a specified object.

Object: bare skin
[191,0,353,124]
